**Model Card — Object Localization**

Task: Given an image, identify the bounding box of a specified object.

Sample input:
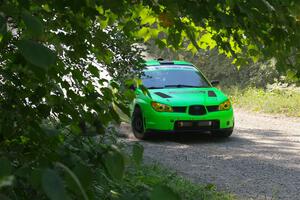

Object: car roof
[144,60,197,71]
[145,59,193,66]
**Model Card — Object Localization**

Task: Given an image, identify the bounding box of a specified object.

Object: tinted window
[142,68,210,89]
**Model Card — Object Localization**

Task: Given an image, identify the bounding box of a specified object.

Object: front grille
[189,105,206,115]
[172,106,187,113]
[174,120,220,131]
[206,105,219,112]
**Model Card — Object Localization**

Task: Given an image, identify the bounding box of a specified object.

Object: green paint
[132,60,234,132]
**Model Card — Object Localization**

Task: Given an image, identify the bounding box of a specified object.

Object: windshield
[142,68,210,89]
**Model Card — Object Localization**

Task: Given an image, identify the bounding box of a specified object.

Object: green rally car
[131,59,234,139]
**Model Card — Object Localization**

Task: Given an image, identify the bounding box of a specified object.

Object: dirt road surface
[121,109,300,200]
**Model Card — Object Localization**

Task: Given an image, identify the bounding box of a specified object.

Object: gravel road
[121,109,300,200]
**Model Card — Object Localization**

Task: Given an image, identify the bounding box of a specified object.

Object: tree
[0,0,299,199]
[146,40,282,88]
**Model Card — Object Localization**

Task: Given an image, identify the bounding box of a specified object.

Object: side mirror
[210,80,220,87]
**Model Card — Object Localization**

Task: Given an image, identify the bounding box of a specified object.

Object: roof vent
[159,61,174,65]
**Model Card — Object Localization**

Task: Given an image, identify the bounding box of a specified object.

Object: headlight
[151,102,173,112]
[219,99,231,110]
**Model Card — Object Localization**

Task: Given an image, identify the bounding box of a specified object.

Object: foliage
[0,1,144,197]
[138,0,300,75]
[226,86,300,117]
[0,0,300,199]
[147,42,282,88]
[200,53,281,88]
[1,123,234,199]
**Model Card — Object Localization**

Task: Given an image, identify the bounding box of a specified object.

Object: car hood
[148,87,228,106]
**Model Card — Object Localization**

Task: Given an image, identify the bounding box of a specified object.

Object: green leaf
[110,81,120,89]
[42,169,70,200]
[15,165,32,178]
[141,14,156,25]
[22,11,44,38]
[0,158,11,177]
[123,21,137,36]
[30,168,43,189]
[73,164,93,190]
[167,29,182,49]
[18,39,56,69]
[155,39,166,49]
[0,15,7,35]
[56,162,89,200]
[88,65,99,77]
[115,102,130,116]
[0,194,11,200]
[136,27,150,41]
[0,176,14,188]
[124,90,136,101]
[132,143,143,166]
[140,85,152,98]
[103,150,125,180]
[150,185,181,200]
[110,105,121,123]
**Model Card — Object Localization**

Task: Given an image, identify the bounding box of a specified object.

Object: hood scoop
[208,91,217,97]
[154,92,172,98]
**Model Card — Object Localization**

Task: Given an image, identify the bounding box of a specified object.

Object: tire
[211,128,233,138]
[131,106,148,140]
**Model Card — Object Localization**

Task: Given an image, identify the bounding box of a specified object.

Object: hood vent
[154,92,172,98]
[208,91,217,97]
[169,91,205,94]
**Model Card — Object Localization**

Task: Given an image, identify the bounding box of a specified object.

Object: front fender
[130,89,152,117]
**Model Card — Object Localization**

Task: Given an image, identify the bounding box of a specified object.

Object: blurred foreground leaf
[132,143,144,166]
[150,185,181,200]
[103,150,125,180]
[18,39,56,69]
[42,169,70,200]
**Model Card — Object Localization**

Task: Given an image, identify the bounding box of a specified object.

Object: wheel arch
[132,103,147,129]
[134,103,142,111]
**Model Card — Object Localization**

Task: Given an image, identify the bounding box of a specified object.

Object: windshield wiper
[164,84,203,88]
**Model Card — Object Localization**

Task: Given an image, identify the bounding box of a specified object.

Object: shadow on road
[145,131,231,144]
[141,127,296,149]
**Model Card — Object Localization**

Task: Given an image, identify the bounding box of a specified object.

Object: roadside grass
[124,163,235,200]
[224,86,300,117]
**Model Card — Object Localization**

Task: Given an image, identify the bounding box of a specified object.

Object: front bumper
[144,107,234,132]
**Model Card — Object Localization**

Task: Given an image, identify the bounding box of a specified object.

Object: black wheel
[131,106,148,139]
[211,128,233,138]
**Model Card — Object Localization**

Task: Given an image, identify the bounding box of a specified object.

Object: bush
[225,86,300,117]
[0,120,235,199]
